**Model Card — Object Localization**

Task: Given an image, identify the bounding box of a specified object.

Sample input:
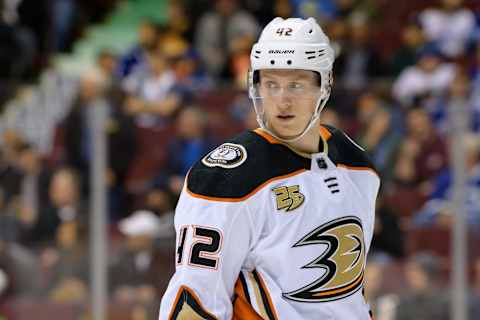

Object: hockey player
[159,17,380,319]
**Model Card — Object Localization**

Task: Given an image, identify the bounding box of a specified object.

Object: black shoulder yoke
[187,131,309,200]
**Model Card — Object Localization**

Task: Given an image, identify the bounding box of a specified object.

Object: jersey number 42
[177,225,223,270]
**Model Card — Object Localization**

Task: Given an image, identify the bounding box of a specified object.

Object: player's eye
[289,82,305,91]
[264,81,279,90]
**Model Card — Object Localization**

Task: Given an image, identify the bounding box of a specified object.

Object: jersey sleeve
[158,189,256,320]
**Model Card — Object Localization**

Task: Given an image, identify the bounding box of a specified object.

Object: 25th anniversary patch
[201,143,247,169]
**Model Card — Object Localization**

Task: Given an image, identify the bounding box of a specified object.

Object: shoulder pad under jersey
[186,130,309,201]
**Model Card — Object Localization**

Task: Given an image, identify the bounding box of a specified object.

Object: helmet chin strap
[256,95,325,144]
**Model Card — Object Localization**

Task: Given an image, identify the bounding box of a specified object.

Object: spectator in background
[403,107,448,183]
[123,46,182,128]
[334,13,384,90]
[151,106,215,198]
[364,259,398,320]
[165,1,191,41]
[36,219,89,303]
[371,194,405,259]
[394,253,449,320]
[291,0,337,21]
[0,237,36,300]
[110,211,173,317]
[104,86,137,220]
[292,0,364,21]
[335,0,364,19]
[389,21,426,77]
[392,45,456,107]
[414,133,480,227]
[181,0,211,43]
[326,15,349,59]
[1,128,23,156]
[273,0,293,20]
[0,0,36,81]
[118,19,160,78]
[419,0,476,59]
[159,26,189,62]
[64,70,136,219]
[427,69,480,136]
[27,168,84,246]
[15,0,50,71]
[355,92,402,175]
[0,186,23,244]
[386,108,447,218]
[158,29,211,93]
[5,143,51,242]
[322,17,354,115]
[16,143,50,214]
[385,136,428,219]
[194,0,259,80]
[230,34,255,89]
[0,139,51,241]
[141,189,175,238]
[96,49,119,89]
[172,49,212,92]
[50,0,77,52]
[0,133,24,210]
[243,0,276,26]
[64,70,108,180]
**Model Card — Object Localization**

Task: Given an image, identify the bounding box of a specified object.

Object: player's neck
[286,125,321,155]
[256,124,324,158]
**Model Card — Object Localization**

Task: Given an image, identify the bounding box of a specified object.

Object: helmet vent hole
[270,60,275,65]
[287,60,292,65]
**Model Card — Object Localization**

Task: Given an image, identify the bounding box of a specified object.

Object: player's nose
[277,95,293,111]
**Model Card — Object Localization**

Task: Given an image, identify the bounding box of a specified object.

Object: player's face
[258,69,321,139]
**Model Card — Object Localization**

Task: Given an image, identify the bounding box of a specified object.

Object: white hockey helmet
[248,17,335,142]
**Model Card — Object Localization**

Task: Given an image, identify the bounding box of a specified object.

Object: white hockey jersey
[159,125,380,320]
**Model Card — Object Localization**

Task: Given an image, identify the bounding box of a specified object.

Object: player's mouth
[277,115,295,121]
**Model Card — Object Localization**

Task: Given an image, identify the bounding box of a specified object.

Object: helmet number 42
[276,28,293,36]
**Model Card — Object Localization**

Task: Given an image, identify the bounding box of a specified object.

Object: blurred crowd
[0,0,117,106]
[1,0,480,319]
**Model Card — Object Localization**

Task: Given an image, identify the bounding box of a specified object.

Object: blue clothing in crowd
[414,166,480,226]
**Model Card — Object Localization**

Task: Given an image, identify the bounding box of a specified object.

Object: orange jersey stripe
[253,270,279,320]
[233,277,264,320]
[313,273,364,297]
[168,285,218,320]
[253,128,280,144]
[319,126,332,141]
[254,126,333,144]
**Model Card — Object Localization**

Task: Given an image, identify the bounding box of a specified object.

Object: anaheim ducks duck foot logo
[283,216,365,302]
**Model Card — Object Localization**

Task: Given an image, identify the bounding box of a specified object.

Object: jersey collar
[253,126,331,159]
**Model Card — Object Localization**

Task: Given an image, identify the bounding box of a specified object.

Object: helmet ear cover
[252,70,322,87]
